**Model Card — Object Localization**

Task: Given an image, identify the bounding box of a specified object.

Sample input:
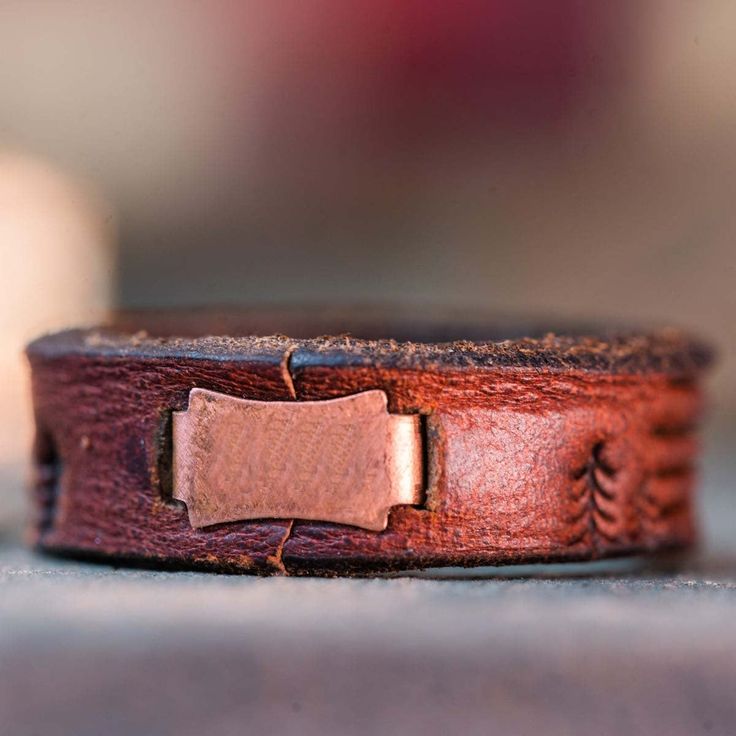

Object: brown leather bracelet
[26,309,713,576]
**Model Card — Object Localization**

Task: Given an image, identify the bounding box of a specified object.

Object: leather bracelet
[26,310,713,576]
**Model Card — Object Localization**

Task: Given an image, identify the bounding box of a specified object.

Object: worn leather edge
[27,321,713,376]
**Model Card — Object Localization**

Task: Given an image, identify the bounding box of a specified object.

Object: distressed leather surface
[26,316,712,575]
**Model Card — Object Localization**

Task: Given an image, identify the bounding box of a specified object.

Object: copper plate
[172,388,424,531]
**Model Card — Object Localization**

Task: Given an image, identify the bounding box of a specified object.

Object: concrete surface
[0,421,734,736]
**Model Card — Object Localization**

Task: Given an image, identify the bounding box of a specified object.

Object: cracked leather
[26,310,713,575]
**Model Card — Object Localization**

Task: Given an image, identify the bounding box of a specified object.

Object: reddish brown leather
[26,312,713,575]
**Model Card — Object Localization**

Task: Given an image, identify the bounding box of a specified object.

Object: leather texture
[26,311,713,575]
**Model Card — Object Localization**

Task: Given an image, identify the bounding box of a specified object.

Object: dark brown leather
[26,310,713,575]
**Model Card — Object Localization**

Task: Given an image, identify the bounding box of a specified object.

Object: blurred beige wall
[0,153,114,468]
[0,1,733,410]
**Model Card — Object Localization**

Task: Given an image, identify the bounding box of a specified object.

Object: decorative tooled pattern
[637,420,696,537]
[568,442,623,547]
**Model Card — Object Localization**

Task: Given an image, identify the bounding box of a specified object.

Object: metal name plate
[172,389,423,531]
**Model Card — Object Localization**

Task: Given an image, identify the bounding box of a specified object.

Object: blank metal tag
[172,388,423,531]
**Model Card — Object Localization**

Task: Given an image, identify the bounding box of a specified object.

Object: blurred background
[1,4,735,734]
[1,0,735,468]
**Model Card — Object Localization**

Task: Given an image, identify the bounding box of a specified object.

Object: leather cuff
[26,309,713,576]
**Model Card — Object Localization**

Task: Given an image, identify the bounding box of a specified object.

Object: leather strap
[26,310,713,575]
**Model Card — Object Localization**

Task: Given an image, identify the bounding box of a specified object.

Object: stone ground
[1,421,734,736]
